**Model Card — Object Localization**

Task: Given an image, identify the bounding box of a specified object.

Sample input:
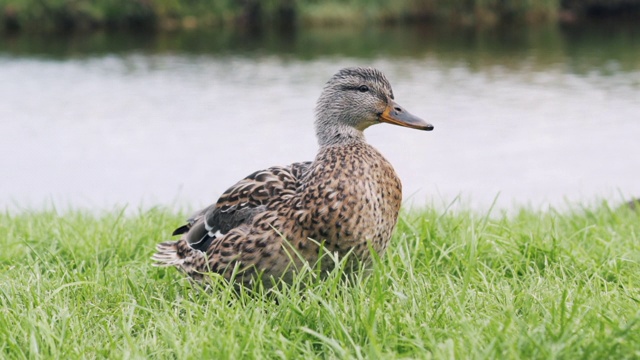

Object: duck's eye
[358,85,369,93]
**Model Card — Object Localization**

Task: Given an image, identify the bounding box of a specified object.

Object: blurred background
[0,0,639,212]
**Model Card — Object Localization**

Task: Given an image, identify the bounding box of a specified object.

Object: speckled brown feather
[152,143,401,286]
[152,67,432,288]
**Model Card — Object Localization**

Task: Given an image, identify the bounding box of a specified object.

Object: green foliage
[3,0,635,31]
[1,203,639,358]
[0,0,640,31]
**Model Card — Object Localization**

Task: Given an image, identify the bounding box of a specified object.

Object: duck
[153,67,434,286]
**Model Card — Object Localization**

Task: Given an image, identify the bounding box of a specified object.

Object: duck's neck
[315,116,366,147]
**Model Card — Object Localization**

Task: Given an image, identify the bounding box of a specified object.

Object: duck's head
[315,67,433,146]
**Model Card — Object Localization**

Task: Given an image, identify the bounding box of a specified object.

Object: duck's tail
[152,240,207,280]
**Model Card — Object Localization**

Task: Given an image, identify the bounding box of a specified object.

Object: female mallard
[153,67,433,286]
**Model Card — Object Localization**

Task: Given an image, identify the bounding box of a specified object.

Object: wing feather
[174,161,311,252]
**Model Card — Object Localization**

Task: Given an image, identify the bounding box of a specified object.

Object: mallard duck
[153,67,433,286]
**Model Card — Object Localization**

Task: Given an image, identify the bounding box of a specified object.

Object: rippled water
[1,24,639,211]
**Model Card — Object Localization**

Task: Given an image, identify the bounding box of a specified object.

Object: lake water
[1,24,639,212]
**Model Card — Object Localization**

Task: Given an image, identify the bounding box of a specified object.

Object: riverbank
[1,204,638,358]
[1,0,640,33]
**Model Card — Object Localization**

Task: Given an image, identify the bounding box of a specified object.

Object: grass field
[1,202,639,359]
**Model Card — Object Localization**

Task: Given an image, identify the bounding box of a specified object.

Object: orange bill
[379,100,434,131]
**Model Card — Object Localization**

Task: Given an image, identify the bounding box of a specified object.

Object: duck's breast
[294,143,402,257]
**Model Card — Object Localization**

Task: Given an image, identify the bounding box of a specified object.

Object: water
[1,24,639,212]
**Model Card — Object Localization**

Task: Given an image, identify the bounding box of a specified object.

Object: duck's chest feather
[283,142,403,256]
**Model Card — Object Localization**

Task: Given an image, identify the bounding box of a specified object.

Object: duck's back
[154,142,403,285]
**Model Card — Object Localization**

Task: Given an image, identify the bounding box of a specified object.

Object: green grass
[1,202,639,359]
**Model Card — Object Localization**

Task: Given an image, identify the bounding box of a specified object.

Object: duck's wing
[172,161,312,252]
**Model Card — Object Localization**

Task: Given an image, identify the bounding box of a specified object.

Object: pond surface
[1,24,639,212]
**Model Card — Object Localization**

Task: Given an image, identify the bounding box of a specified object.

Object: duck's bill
[379,100,434,131]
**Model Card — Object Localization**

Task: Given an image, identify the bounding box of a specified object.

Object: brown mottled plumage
[152,67,434,287]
